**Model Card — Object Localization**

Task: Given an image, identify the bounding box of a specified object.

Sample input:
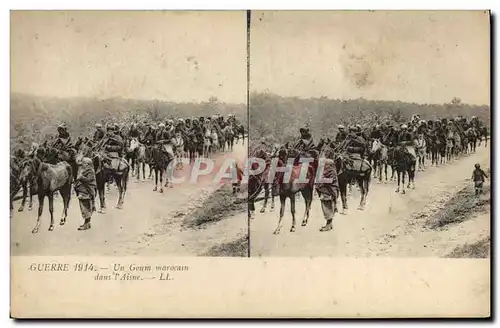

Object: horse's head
[19,158,37,183]
[371,138,382,153]
[129,137,140,152]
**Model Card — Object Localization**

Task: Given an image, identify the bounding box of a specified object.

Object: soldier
[370,124,383,140]
[294,124,314,153]
[316,146,339,232]
[101,125,124,163]
[52,123,72,161]
[142,124,156,146]
[345,126,367,158]
[74,157,97,231]
[93,123,105,143]
[335,125,347,144]
[397,124,413,145]
[128,123,140,139]
[155,123,175,160]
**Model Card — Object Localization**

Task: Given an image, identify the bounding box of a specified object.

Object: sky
[250,11,490,105]
[11,11,247,104]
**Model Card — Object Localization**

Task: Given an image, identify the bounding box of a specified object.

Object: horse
[16,158,38,213]
[19,157,72,234]
[477,126,488,147]
[273,147,317,235]
[393,145,416,194]
[224,125,235,151]
[370,138,390,182]
[259,143,281,214]
[124,138,137,176]
[335,152,372,214]
[128,137,147,181]
[414,136,427,171]
[466,127,478,153]
[233,123,245,145]
[172,133,185,170]
[203,128,212,158]
[210,130,219,154]
[76,140,129,213]
[151,143,174,193]
[248,148,270,220]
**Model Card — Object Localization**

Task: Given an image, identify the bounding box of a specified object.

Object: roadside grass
[425,184,490,230]
[445,237,490,258]
[182,184,247,229]
[201,235,248,257]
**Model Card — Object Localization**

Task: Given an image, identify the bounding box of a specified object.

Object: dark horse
[76,139,129,212]
[248,148,270,220]
[273,146,318,235]
[334,152,372,214]
[233,123,246,145]
[151,144,175,193]
[392,145,417,194]
[19,156,72,234]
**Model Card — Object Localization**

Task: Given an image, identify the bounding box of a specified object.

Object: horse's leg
[384,163,388,182]
[401,170,406,194]
[273,194,286,234]
[97,175,106,214]
[115,176,123,209]
[28,181,34,210]
[153,168,158,191]
[358,174,369,210]
[260,183,269,213]
[159,168,164,193]
[270,184,275,211]
[339,177,348,214]
[18,182,28,212]
[290,195,297,232]
[395,170,400,193]
[301,187,312,226]
[32,193,45,234]
[59,184,70,225]
[48,192,55,231]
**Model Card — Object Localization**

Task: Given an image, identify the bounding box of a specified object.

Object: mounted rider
[155,122,175,160]
[334,124,348,144]
[142,123,156,146]
[92,123,105,143]
[99,124,125,169]
[344,125,367,159]
[370,124,383,140]
[51,123,73,161]
[128,123,140,139]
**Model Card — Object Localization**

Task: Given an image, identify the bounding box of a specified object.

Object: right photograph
[248,11,491,257]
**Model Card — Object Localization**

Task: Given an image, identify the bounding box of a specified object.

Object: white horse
[129,137,147,181]
[172,133,185,170]
[203,128,212,158]
[414,136,427,171]
[211,130,219,154]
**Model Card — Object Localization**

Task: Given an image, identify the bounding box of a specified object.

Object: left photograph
[10,11,248,257]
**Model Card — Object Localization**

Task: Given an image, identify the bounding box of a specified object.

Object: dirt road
[11,142,248,256]
[251,145,491,257]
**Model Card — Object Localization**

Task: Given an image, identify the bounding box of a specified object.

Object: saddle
[101,152,128,171]
[343,154,372,175]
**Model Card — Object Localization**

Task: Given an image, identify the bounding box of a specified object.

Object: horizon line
[249,90,490,108]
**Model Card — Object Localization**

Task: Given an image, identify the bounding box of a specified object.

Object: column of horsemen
[249,114,488,233]
[10,114,245,220]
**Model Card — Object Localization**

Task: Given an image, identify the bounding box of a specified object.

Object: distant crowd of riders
[10,114,245,231]
[250,113,489,233]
